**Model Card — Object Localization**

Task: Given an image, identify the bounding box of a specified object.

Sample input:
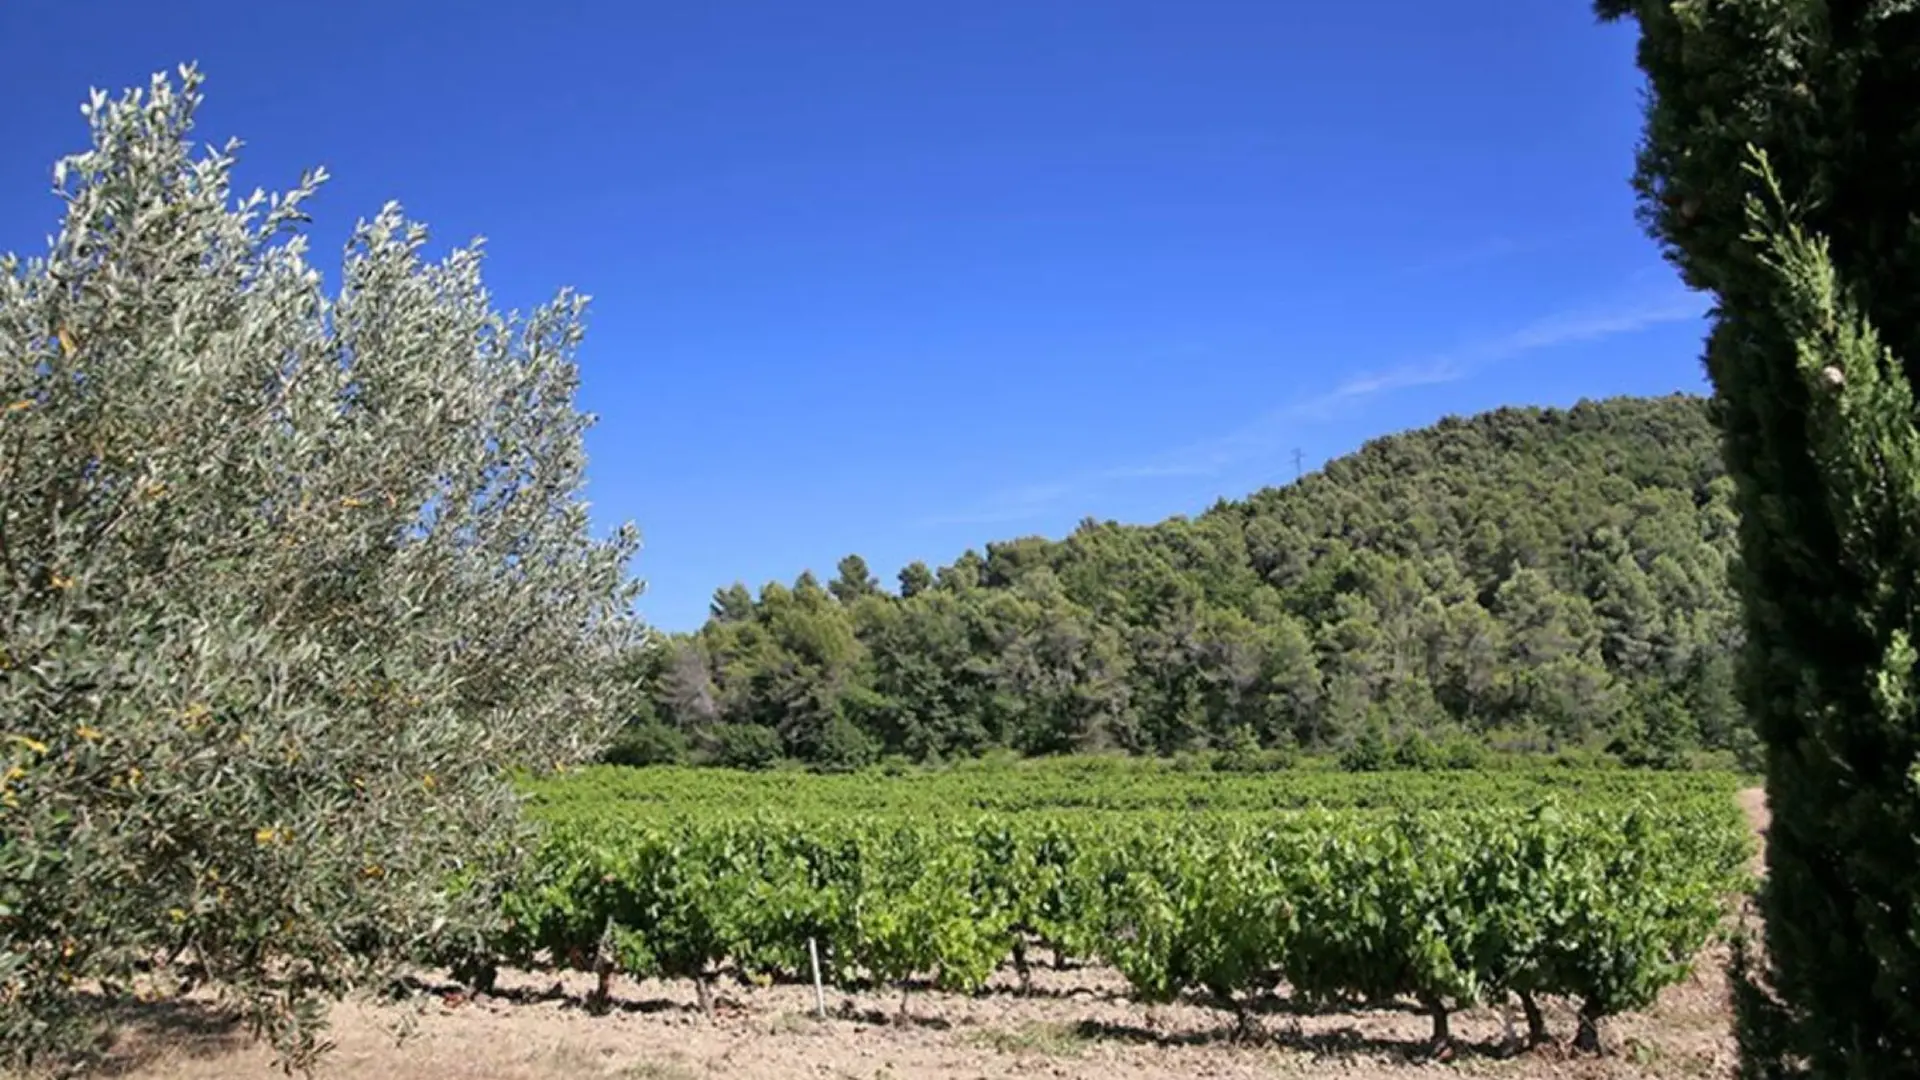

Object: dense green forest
[616,393,1747,770]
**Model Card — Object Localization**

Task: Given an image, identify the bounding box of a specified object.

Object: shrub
[1437,736,1486,771]
[0,68,641,1070]
[603,722,690,768]
[713,724,783,770]
[808,716,878,774]
[1339,723,1390,773]
[1390,731,1441,771]
[1212,728,1296,773]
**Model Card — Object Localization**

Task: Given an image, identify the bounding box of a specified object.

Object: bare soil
[90,790,1770,1080]
[1737,787,1769,859]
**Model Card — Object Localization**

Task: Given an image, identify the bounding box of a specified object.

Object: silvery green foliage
[0,66,642,1069]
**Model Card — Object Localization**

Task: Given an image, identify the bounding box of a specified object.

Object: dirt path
[1737,786,1769,872]
[1737,788,1768,837]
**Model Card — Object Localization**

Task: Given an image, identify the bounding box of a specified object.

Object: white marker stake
[808,937,826,1019]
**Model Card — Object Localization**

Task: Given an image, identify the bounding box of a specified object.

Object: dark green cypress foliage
[1596,4,1920,1076]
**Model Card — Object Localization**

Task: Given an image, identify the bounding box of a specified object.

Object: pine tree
[710,583,755,622]
[831,554,881,604]
[1597,4,1920,1075]
[897,560,935,598]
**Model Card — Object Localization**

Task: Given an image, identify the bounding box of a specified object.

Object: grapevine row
[456,798,1751,1052]
[524,761,1747,817]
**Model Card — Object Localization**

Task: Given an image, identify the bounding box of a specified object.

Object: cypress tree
[1596,4,1920,1076]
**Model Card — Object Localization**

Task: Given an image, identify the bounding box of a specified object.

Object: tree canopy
[1598,3,1920,1076]
[0,69,642,1068]
[626,394,1746,768]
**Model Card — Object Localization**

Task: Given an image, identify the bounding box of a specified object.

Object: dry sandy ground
[93,961,1742,1080]
[1736,787,1769,860]
[86,790,1773,1080]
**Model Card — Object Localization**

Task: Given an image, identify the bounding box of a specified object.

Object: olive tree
[0,67,642,1069]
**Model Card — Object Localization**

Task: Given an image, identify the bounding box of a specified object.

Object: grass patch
[966,1020,1091,1058]
[767,1010,828,1035]
[617,1061,705,1080]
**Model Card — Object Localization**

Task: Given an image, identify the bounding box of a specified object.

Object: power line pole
[1292,448,1304,483]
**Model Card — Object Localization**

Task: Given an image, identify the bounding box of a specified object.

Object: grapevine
[471,768,1753,1053]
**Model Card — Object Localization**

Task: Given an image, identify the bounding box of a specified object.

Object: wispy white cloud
[1398,236,1533,277]
[1097,461,1221,481]
[1087,363,1466,482]
[1121,288,1710,475]
[1490,295,1707,354]
[914,482,1078,527]
[913,285,1710,531]
[1396,226,1612,279]
[1284,360,1468,421]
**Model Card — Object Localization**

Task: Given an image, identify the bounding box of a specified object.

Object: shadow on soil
[831,1000,955,1030]
[385,973,722,1021]
[1068,1016,1531,1065]
[84,997,249,1077]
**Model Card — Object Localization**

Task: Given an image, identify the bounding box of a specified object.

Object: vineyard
[519,757,1750,815]
[439,764,1757,1058]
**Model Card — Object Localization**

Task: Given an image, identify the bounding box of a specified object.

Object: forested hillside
[622,394,1746,769]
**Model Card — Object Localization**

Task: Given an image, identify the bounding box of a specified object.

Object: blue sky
[0,1,1707,632]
